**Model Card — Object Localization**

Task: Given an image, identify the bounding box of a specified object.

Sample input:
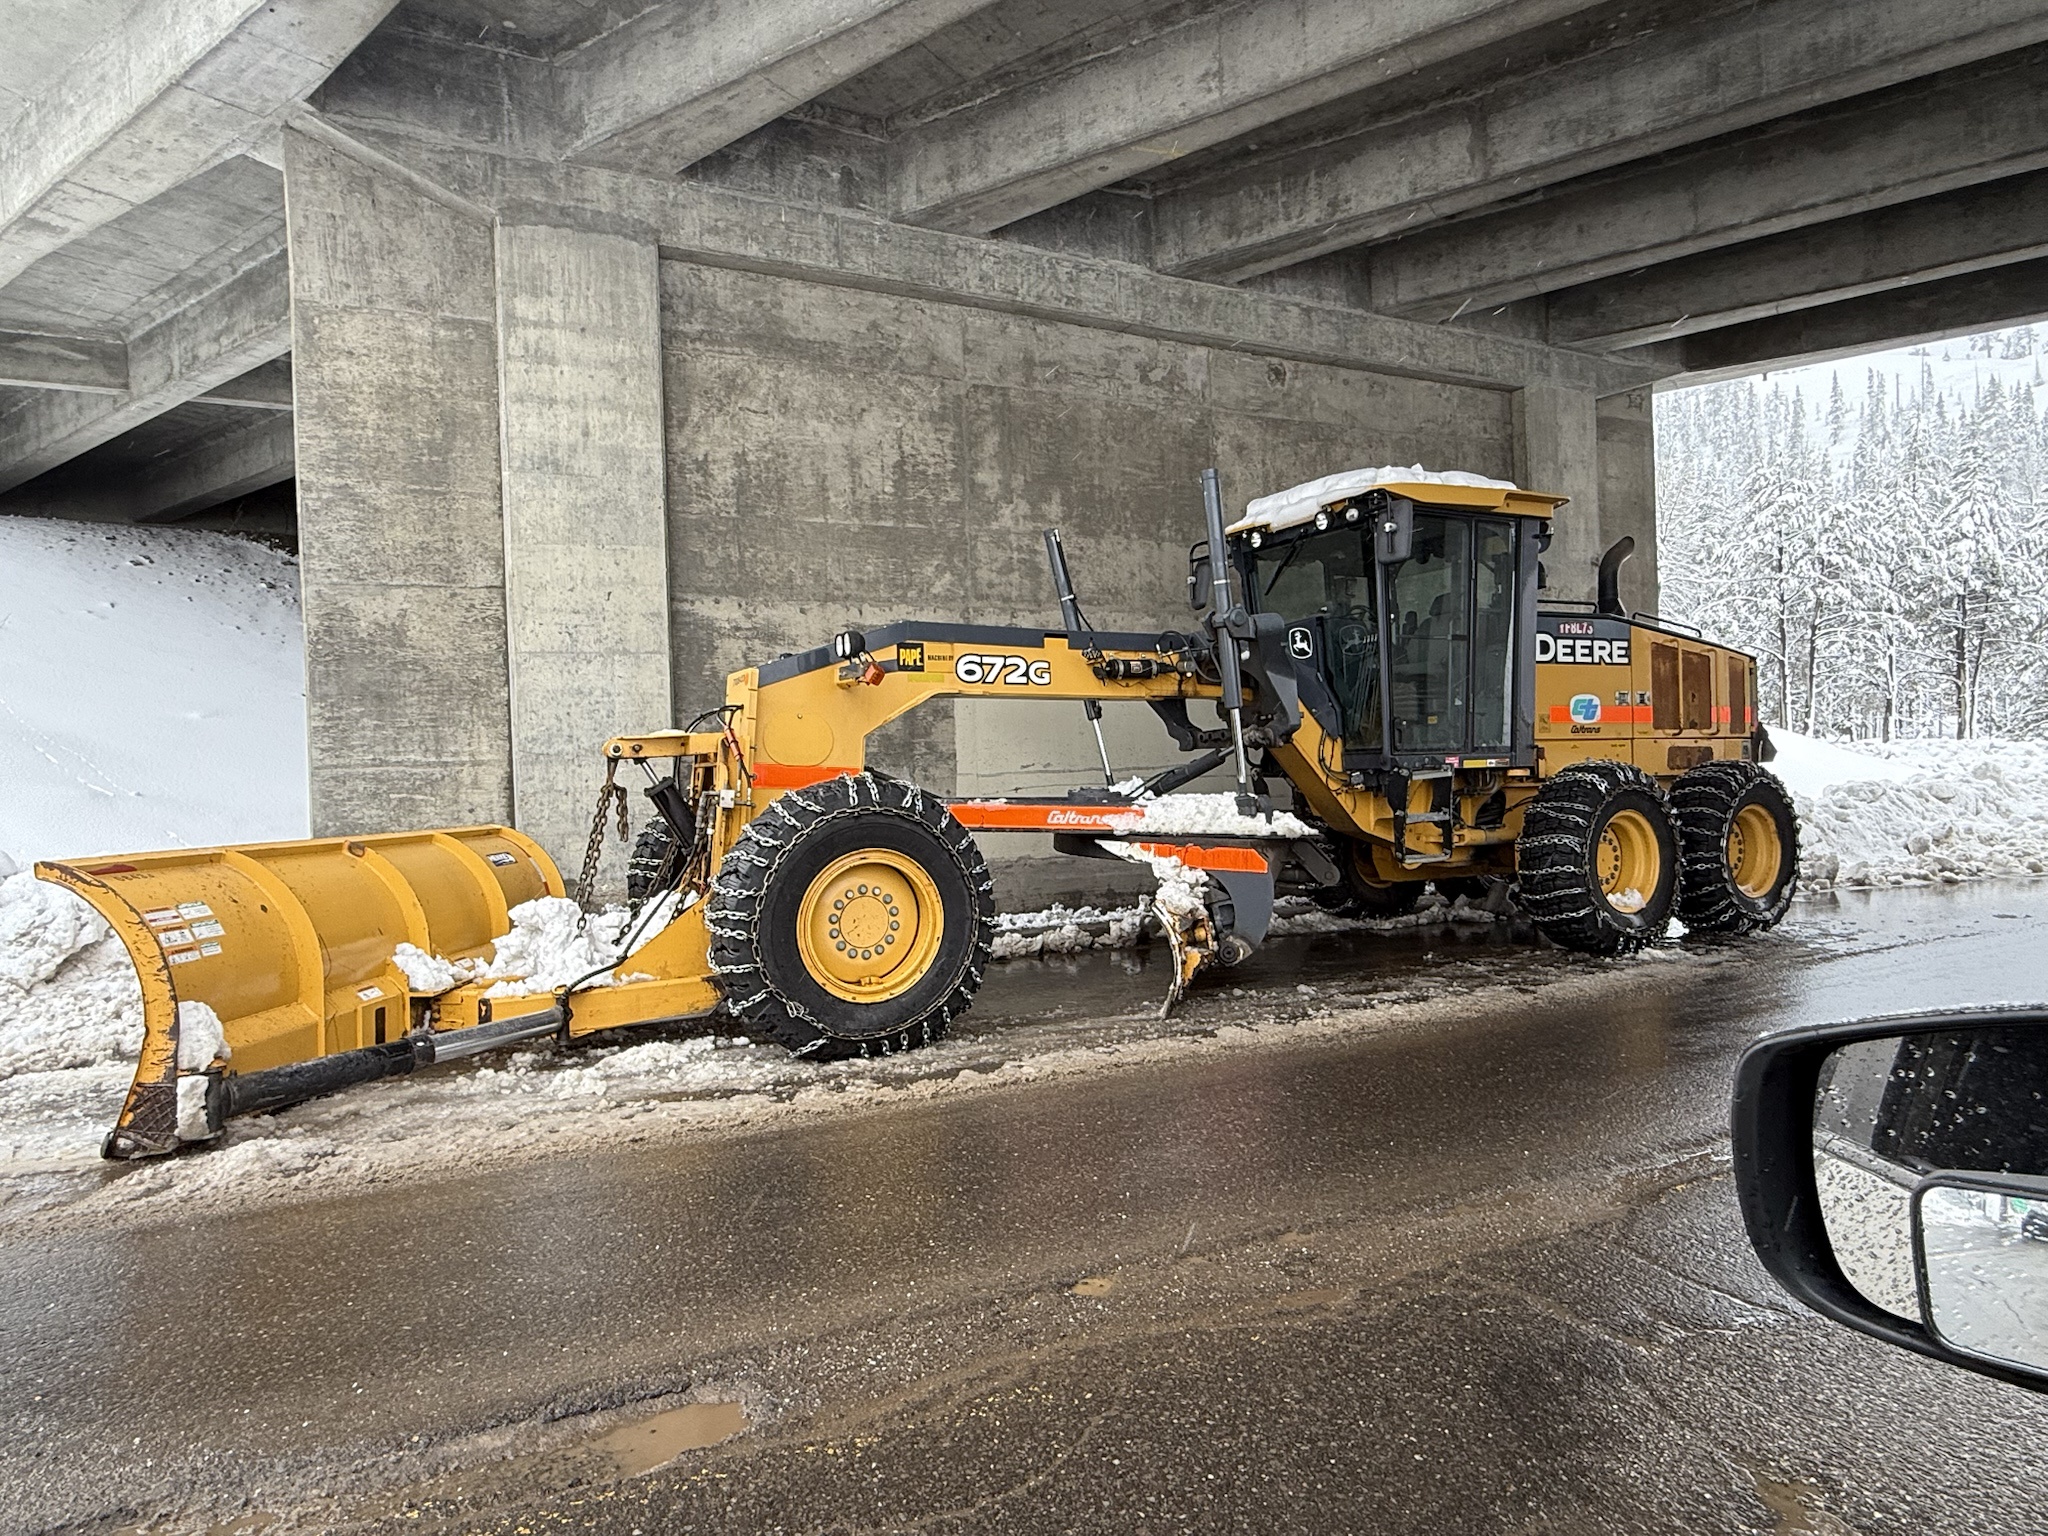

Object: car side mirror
[1732,1008,2048,1392]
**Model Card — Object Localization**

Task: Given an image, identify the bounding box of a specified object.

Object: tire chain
[1515,759,1672,955]
[1671,760,1801,933]
[705,772,995,1058]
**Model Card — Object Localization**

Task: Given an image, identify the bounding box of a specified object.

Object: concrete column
[1596,389,1659,615]
[494,224,671,875]
[1513,383,1602,603]
[284,125,514,835]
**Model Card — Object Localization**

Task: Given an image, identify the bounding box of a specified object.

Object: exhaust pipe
[199,1006,567,1140]
[1596,536,1635,619]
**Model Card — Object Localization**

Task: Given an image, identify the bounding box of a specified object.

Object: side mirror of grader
[1186,542,1213,611]
[1373,496,1414,563]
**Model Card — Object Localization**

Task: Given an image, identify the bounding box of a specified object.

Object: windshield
[1251,511,1521,759]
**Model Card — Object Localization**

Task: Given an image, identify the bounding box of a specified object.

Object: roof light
[1249,530,1263,548]
[1345,507,1360,523]
[1314,510,1330,530]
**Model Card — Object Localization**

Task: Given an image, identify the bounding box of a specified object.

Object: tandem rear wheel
[1671,761,1800,933]
[706,774,995,1059]
[1515,760,1679,956]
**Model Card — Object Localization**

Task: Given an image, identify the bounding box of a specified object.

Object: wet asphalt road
[8,882,2048,1535]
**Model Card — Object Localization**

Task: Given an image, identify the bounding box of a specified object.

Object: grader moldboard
[43,468,1799,1160]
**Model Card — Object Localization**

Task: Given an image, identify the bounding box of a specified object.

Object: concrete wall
[659,258,1516,899]
[285,127,515,835]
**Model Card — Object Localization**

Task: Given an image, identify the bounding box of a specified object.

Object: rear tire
[706,774,994,1059]
[1515,761,1678,956]
[1672,762,1799,933]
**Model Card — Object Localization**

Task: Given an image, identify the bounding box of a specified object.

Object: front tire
[1516,761,1678,956]
[1672,761,1799,933]
[1311,839,1426,918]
[706,774,994,1059]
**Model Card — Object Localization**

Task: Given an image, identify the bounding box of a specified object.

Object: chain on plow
[573,757,634,928]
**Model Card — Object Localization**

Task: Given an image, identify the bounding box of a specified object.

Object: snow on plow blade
[36,829,562,1160]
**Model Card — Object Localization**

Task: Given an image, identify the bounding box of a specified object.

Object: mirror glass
[1917,1178,2048,1371]
[1811,1025,2048,1322]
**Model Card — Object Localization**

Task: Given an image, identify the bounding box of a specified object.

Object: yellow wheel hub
[1595,808,1661,915]
[1727,803,1783,899]
[797,849,945,1003]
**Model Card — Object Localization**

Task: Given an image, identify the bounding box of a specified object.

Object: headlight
[1314,510,1330,530]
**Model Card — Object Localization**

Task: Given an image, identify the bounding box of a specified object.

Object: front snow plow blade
[37,828,561,1159]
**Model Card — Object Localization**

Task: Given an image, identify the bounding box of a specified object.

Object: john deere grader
[41,468,1798,1159]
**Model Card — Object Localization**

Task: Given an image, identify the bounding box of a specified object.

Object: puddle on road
[1749,1469,1857,1535]
[1069,1275,1118,1297]
[589,1400,749,1476]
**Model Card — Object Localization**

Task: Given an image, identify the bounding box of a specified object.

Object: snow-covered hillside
[0,517,308,864]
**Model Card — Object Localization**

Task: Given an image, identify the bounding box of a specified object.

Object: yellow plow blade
[36,828,561,1159]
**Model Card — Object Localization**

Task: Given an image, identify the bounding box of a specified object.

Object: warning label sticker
[144,908,180,925]
[357,985,383,1002]
[191,920,225,940]
[167,949,201,966]
[176,902,213,920]
[156,928,194,948]
[199,942,222,958]
[487,852,516,867]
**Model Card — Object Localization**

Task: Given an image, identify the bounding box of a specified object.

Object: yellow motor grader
[41,469,1797,1158]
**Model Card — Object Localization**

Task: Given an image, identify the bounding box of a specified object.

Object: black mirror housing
[1732,1006,2048,1394]
[1374,495,1413,563]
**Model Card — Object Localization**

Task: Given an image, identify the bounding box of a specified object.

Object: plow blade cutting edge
[37,828,562,1159]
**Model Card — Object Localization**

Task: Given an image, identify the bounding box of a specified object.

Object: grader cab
[42,467,1799,1158]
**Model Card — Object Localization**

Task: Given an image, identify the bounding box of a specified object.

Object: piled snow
[1768,731,2048,889]
[1233,466,1518,535]
[0,517,307,864]
[0,867,141,1078]
[1108,793,1315,840]
[391,892,686,997]
[990,902,1148,960]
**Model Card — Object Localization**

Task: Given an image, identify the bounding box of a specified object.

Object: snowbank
[0,517,307,864]
[1769,731,2048,890]
[1233,466,1518,535]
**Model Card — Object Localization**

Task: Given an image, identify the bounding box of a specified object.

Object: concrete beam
[0,329,126,393]
[891,0,1609,235]
[0,249,289,493]
[0,409,293,523]
[562,0,999,175]
[0,0,398,287]
[1659,257,2048,384]
[192,356,294,410]
[1549,171,2048,350]
[334,123,1658,398]
[1152,0,2048,282]
[1359,47,2048,320]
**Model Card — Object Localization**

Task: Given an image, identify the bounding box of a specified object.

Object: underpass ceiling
[811,0,1219,128]
[0,0,156,122]
[2,0,2042,521]
[1101,0,1714,197]
[0,158,282,339]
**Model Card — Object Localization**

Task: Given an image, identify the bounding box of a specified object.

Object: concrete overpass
[1,0,2043,866]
